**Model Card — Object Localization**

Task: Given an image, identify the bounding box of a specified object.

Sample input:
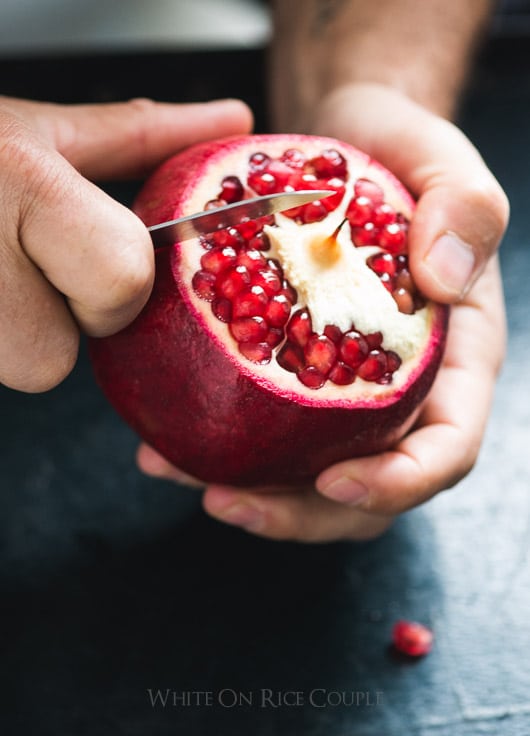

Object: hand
[138,84,508,542]
[0,95,252,392]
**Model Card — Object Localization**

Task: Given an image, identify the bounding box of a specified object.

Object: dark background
[1,19,530,736]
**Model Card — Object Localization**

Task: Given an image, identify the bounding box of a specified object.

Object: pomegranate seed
[372,203,397,227]
[266,258,283,275]
[265,327,284,347]
[252,269,282,296]
[236,249,267,272]
[229,316,268,343]
[264,294,292,327]
[286,309,313,347]
[379,223,407,253]
[320,178,345,210]
[367,251,397,277]
[248,232,270,251]
[357,349,387,381]
[276,342,305,373]
[248,171,278,195]
[395,267,414,292]
[351,222,380,246]
[304,334,337,376]
[353,178,384,205]
[255,214,276,229]
[279,280,298,304]
[192,270,216,301]
[248,151,270,171]
[310,149,347,178]
[282,204,303,219]
[379,272,394,292]
[296,172,318,189]
[298,366,326,390]
[323,324,342,343]
[386,350,402,373]
[217,265,251,299]
[238,341,272,365]
[365,331,383,349]
[236,218,260,240]
[301,200,328,223]
[200,235,215,250]
[200,246,237,274]
[339,331,369,369]
[392,620,433,657]
[212,227,243,248]
[346,195,375,226]
[392,287,415,314]
[281,148,306,168]
[232,286,268,318]
[219,175,244,203]
[211,296,232,322]
[266,160,293,187]
[328,361,355,385]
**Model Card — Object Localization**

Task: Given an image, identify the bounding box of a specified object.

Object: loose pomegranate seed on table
[392,620,434,657]
[190,147,423,389]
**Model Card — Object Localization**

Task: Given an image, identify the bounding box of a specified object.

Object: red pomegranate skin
[89,135,449,487]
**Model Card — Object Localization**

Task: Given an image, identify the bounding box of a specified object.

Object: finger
[16,146,154,337]
[0,111,154,393]
[316,259,505,515]
[1,96,254,179]
[136,443,204,488]
[202,484,394,543]
[313,83,509,302]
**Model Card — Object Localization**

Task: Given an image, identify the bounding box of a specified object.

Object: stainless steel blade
[147,189,335,248]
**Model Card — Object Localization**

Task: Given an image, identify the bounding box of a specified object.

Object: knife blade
[148,189,335,248]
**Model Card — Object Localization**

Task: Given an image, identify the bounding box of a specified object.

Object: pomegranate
[89,134,448,486]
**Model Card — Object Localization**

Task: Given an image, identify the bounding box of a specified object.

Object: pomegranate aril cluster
[346,178,408,252]
[346,177,424,314]
[366,252,424,314]
[277,311,401,389]
[192,209,297,368]
[190,148,411,390]
[247,147,348,224]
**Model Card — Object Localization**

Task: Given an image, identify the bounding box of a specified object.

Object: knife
[148,189,334,248]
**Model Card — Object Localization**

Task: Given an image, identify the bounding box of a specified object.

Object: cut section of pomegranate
[89,134,448,486]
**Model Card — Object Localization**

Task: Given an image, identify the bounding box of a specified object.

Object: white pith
[176,137,434,404]
[265,217,428,361]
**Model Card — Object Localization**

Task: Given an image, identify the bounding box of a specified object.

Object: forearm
[270,0,495,130]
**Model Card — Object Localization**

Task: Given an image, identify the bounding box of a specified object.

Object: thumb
[405,120,510,303]
[311,84,509,304]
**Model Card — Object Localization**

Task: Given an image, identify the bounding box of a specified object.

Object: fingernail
[214,503,264,532]
[320,477,369,506]
[425,232,475,298]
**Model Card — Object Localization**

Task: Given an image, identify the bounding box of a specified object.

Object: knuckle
[126,97,158,117]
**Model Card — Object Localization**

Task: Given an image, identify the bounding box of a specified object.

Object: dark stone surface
[1,37,530,735]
